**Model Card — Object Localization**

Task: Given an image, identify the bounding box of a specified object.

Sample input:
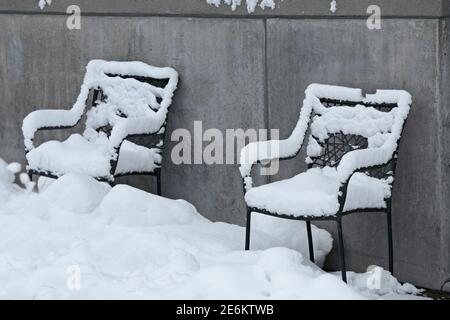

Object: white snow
[0,157,423,299]
[40,174,111,214]
[38,0,52,10]
[207,0,276,13]
[343,266,422,299]
[115,141,161,175]
[246,167,391,217]
[240,84,411,217]
[38,0,277,14]
[0,159,22,202]
[252,213,332,266]
[330,0,337,13]
[26,134,113,179]
[23,60,178,180]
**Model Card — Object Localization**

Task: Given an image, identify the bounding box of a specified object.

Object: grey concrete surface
[0,0,448,18]
[0,4,449,291]
[440,18,450,292]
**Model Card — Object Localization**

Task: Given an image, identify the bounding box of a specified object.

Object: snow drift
[0,158,421,299]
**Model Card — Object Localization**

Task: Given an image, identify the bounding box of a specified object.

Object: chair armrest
[239,135,308,191]
[108,111,168,151]
[239,96,313,191]
[22,109,83,151]
[336,149,395,214]
[336,146,396,183]
[239,139,281,178]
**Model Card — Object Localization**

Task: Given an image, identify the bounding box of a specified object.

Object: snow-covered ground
[0,158,423,299]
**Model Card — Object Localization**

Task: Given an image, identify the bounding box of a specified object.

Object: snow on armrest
[239,93,317,187]
[22,109,83,151]
[239,139,281,178]
[22,76,93,151]
[337,146,394,183]
[108,109,169,151]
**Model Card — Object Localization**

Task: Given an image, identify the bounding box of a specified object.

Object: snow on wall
[37,0,275,13]
[37,0,339,14]
[206,0,275,13]
[38,0,52,10]
[330,0,337,13]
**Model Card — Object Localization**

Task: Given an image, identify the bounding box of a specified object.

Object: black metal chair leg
[386,205,394,275]
[336,217,347,283]
[306,220,315,263]
[28,172,33,182]
[156,169,162,196]
[245,208,252,250]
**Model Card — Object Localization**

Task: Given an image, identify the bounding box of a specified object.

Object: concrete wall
[0,0,448,17]
[439,18,450,293]
[0,1,449,290]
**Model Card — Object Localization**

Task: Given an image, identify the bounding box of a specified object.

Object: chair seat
[27,134,113,179]
[26,134,161,180]
[244,168,391,218]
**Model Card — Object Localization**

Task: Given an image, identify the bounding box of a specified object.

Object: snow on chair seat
[22,60,178,194]
[245,167,391,218]
[26,133,113,179]
[239,84,411,283]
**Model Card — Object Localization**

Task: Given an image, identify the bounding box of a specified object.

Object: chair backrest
[304,85,411,181]
[80,60,178,152]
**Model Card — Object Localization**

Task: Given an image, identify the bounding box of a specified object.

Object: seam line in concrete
[263,17,270,185]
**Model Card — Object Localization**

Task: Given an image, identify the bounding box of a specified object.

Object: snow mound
[257,247,306,277]
[94,185,207,227]
[345,266,423,299]
[0,159,15,184]
[0,157,423,300]
[257,248,363,300]
[0,159,22,202]
[40,173,111,214]
[252,213,332,266]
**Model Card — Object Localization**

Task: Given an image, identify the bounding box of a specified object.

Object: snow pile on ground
[344,266,422,299]
[0,159,21,202]
[0,160,422,299]
[252,214,331,266]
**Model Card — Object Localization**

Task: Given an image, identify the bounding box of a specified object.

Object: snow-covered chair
[22,60,179,195]
[240,84,411,282]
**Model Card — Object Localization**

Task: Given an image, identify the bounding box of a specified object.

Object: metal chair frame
[244,98,408,282]
[25,74,173,196]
